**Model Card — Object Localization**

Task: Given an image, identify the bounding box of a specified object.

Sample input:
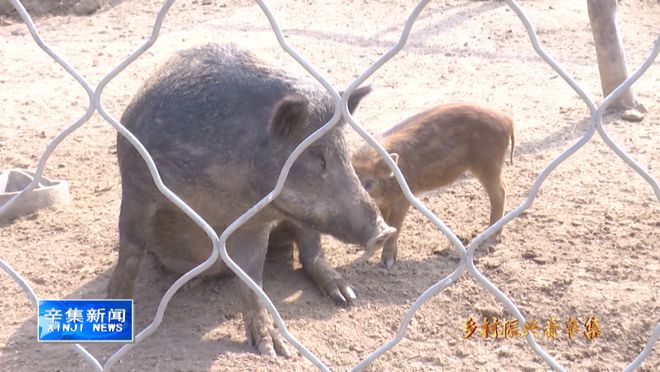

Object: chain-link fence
[1,0,658,370]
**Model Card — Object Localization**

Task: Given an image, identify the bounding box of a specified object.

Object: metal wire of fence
[0,0,658,371]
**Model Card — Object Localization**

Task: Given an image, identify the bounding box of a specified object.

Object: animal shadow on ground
[1,232,460,371]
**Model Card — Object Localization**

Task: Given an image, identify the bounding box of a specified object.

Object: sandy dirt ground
[1,0,659,371]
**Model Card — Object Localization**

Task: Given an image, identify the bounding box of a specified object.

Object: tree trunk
[587,0,641,112]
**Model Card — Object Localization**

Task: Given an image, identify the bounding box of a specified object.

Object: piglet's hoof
[381,256,396,269]
[380,245,398,269]
[244,308,291,357]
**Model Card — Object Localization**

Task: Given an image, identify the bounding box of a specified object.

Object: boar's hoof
[317,267,357,308]
[309,260,357,307]
[244,308,291,357]
[303,256,357,308]
[330,284,357,308]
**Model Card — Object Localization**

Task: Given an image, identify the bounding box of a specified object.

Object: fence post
[586,0,645,120]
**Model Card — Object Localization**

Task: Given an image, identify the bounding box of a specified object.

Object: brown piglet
[352,103,515,268]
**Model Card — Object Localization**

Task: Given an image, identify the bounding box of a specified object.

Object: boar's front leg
[270,221,356,307]
[295,226,357,308]
[229,224,291,357]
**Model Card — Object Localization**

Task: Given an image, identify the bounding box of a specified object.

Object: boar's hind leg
[230,225,291,357]
[107,196,153,299]
[266,221,296,266]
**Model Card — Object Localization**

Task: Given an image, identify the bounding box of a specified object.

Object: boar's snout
[346,199,396,243]
[337,175,397,247]
[354,215,396,264]
[367,215,397,250]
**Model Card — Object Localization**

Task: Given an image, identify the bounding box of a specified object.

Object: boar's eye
[319,156,327,171]
[363,179,375,191]
[310,147,327,172]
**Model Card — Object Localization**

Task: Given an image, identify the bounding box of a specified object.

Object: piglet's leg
[475,166,506,242]
[381,200,410,269]
[229,225,291,357]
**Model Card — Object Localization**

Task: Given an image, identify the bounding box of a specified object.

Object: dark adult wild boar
[108,43,395,356]
[352,103,515,268]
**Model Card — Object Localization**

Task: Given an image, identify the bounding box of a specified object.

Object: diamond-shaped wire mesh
[0,0,658,371]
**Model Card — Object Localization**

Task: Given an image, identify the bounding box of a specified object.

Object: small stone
[621,108,644,122]
[495,346,512,358]
[73,0,103,16]
[475,303,501,320]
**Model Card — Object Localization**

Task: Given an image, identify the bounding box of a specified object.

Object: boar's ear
[389,152,399,165]
[342,85,373,114]
[269,94,310,138]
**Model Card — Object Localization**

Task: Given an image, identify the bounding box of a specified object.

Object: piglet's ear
[376,154,397,179]
[342,85,373,114]
[269,94,309,138]
[386,153,400,178]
